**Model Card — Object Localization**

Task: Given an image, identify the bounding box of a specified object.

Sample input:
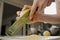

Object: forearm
[38,0,60,24]
[38,14,60,24]
[55,0,60,15]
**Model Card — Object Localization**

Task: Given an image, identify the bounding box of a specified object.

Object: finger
[37,0,49,13]
[16,16,20,20]
[29,0,38,20]
[28,13,39,24]
[16,11,21,17]
[47,0,52,6]
[22,5,31,11]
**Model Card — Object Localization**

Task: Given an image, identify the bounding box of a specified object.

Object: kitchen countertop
[0,35,60,40]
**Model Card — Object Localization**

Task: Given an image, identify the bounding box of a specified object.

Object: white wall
[44,2,57,15]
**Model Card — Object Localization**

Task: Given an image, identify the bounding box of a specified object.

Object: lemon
[43,31,50,36]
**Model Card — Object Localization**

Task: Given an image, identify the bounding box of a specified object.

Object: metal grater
[6,9,30,36]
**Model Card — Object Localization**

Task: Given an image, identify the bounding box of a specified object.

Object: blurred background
[0,0,60,36]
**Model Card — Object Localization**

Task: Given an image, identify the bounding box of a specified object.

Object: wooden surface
[1,0,33,8]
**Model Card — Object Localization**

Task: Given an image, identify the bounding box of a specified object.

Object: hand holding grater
[6,9,30,36]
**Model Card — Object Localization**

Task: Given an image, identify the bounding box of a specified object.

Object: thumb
[22,5,31,11]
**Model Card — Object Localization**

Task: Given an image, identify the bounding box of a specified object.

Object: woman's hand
[16,5,40,24]
[16,0,53,24]
[16,4,60,24]
[29,0,52,20]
